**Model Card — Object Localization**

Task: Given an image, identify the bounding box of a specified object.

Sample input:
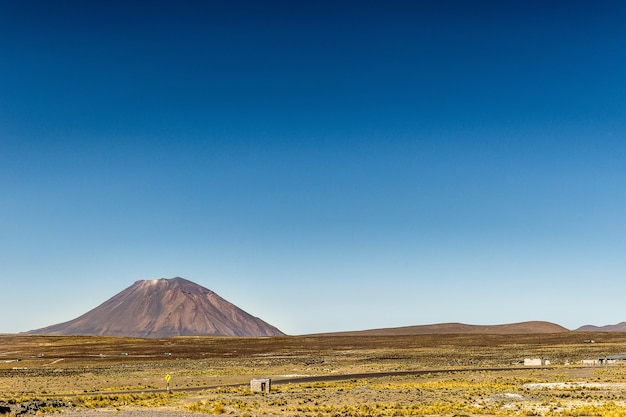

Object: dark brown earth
[26,277,284,337]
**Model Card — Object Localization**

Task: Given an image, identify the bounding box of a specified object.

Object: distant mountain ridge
[25,277,626,337]
[28,277,284,338]
[309,321,570,336]
[576,322,626,332]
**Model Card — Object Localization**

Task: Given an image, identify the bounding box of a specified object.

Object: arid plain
[3,332,626,416]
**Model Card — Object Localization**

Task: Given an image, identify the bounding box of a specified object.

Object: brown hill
[28,277,285,338]
[310,321,570,336]
[576,322,626,332]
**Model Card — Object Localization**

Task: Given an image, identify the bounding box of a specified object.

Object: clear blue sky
[1,0,625,335]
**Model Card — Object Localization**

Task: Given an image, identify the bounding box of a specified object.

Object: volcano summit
[28,277,284,337]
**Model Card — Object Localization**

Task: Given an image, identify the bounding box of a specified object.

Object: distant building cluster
[524,354,626,367]
[580,354,626,366]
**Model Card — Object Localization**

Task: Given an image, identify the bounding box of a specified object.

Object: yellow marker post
[165,373,171,391]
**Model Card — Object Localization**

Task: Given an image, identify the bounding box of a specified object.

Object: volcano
[28,277,285,337]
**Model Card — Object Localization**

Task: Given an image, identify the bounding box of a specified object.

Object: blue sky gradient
[1,1,626,334]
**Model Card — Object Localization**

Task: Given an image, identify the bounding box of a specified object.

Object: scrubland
[2,332,626,416]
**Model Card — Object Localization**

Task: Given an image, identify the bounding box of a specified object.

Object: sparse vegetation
[2,333,626,415]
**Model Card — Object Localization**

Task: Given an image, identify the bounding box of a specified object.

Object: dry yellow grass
[2,333,626,416]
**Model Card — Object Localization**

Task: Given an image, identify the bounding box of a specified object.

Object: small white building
[524,358,550,366]
[250,378,271,393]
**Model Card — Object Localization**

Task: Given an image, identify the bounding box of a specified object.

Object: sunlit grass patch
[73,392,181,409]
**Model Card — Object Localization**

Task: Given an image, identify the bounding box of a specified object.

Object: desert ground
[2,332,626,416]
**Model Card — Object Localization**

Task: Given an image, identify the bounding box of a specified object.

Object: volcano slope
[27,277,284,337]
[2,332,626,416]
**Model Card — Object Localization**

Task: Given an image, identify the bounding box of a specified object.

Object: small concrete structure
[580,359,600,366]
[250,378,271,393]
[524,358,550,366]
